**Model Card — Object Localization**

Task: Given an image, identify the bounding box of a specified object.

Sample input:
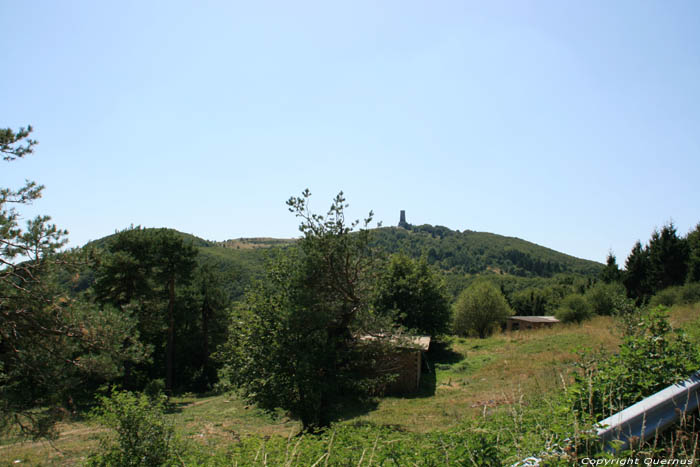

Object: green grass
[671,302,700,344]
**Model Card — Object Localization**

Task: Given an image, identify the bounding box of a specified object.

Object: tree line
[601,221,700,304]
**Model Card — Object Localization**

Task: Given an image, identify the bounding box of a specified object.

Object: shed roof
[508,316,560,323]
[358,334,431,351]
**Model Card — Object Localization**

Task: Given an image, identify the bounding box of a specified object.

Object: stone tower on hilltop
[398,210,409,229]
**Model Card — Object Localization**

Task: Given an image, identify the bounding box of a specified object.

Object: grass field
[3,304,699,465]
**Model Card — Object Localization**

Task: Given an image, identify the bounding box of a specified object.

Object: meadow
[3,304,698,466]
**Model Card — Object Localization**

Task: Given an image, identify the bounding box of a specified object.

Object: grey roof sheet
[508,316,560,323]
[358,334,431,351]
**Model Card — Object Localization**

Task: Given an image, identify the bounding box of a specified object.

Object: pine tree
[647,223,689,291]
[600,251,622,283]
[94,228,197,392]
[623,240,651,303]
[687,223,700,283]
[1,126,144,438]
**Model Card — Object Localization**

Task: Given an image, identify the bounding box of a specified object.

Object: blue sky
[2,0,699,263]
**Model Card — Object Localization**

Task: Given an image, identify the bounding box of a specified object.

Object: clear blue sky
[2,1,699,263]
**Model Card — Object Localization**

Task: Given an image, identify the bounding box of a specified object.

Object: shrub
[143,378,166,401]
[87,389,179,467]
[556,294,593,323]
[453,281,512,338]
[678,282,700,305]
[650,282,700,308]
[585,281,627,315]
[568,306,700,419]
[649,286,681,307]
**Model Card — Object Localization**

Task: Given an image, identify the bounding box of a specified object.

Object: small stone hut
[358,334,430,394]
[506,316,560,331]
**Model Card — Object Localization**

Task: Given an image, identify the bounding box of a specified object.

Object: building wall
[507,320,557,331]
[385,350,421,394]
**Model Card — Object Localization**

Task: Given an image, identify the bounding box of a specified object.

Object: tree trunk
[166,276,175,393]
[201,301,210,386]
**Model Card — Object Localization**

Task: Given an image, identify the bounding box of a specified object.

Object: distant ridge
[370,225,602,277]
[82,224,602,300]
[219,237,295,250]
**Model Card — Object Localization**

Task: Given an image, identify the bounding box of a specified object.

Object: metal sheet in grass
[597,370,700,452]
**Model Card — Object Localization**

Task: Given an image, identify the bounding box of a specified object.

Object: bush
[678,282,700,305]
[568,306,700,419]
[649,286,681,307]
[453,281,512,338]
[650,282,700,308]
[87,389,180,467]
[143,378,166,401]
[585,281,627,315]
[556,294,593,323]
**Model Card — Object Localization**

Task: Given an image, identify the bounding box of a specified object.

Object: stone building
[358,334,430,394]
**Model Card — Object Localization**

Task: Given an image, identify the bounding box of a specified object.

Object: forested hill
[370,225,602,277]
[85,224,601,296]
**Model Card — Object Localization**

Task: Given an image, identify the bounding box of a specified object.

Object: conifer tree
[687,223,700,283]
[600,251,622,283]
[1,126,144,438]
[623,240,651,303]
[647,223,689,291]
[94,228,197,392]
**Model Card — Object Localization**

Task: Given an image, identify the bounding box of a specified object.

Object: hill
[81,225,601,301]
[371,225,602,277]
[216,225,602,279]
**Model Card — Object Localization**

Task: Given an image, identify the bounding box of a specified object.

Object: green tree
[585,281,627,316]
[179,262,229,391]
[556,294,593,323]
[1,126,145,438]
[510,287,554,316]
[218,190,390,430]
[156,232,197,392]
[94,228,197,392]
[1,125,37,160]
[685,223,700,283]
[373,254,451,336]
[647,222,689,292]
[599,251,622,283]
[622,223,691,302]
[453,281,513,338]
[623,240,651,303]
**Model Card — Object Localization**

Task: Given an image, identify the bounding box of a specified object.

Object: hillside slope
[82,224,601,300]
[371,225,602,277]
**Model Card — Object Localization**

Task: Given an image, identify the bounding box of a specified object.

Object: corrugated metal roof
[508,316,560,323]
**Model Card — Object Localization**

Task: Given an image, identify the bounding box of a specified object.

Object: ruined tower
[398,210,409,229]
